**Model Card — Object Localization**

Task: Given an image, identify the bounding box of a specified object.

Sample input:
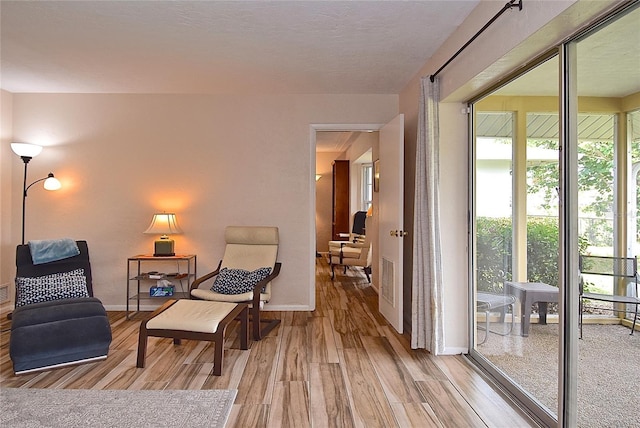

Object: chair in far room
[328,210,367,253]
[329,216,372,283]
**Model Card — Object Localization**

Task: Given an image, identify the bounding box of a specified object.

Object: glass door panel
[575,6,640,427]
[472,56,560,421]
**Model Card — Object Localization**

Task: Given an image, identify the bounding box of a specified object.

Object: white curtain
[411,76,444,353]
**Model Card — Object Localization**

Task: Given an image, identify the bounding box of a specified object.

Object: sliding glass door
[468,4,639,426]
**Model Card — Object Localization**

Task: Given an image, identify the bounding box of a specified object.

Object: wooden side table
[504,281,559,336]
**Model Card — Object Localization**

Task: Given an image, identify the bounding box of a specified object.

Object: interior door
[378,114,405,333]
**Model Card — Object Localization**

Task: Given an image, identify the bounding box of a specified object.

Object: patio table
[504,281,559,337]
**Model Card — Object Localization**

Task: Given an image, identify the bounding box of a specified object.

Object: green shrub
[476,216,589,292]
[476,217,512,293]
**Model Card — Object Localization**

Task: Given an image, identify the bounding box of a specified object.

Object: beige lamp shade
[144,213,183,236]
[144,213,182,256]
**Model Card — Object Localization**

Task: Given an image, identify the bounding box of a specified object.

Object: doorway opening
[311,124,380,303]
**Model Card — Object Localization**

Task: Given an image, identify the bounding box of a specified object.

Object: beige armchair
[190,226,281,340]
[329,216,372,283]
[328,211,367,251]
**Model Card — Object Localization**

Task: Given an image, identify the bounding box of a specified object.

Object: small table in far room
[504,281,559,337]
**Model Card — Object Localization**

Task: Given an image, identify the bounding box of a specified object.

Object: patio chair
[579,255,639,337]
[476,291,516,344]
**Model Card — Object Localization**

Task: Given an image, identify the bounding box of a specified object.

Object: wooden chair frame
[137,300,249,376]
[190,261,282,341]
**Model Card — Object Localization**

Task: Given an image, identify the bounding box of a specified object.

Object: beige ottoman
[137,299,249,375]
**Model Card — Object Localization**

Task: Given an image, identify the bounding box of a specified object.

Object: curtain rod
[429,0,523,82]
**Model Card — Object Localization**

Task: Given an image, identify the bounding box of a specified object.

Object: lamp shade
[43,174,62,191]
[11,143,43,158]
[144,213,183,236]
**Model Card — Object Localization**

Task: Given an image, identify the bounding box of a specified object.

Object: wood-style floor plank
[234,336,278,405]
[433,354,536,427]
[276,326,309,381]
[361,336,425,404]
[339,347,398,427]
[416,379,487,427]
[390,402,444,428]
[308,316,340,364]
[309,362,355,428]
[0,260,539,428]
[268,381,311,427]
[227,403,270,428]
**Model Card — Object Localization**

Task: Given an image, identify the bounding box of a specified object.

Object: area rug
[0,388,237,428]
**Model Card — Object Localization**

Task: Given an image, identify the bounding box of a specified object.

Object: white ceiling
[0,0,479,95]
[494,7,640,98]
[3,1,637,153]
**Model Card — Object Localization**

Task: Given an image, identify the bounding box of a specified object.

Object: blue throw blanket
[28,239,80,265]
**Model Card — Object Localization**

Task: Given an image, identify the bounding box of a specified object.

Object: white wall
[1,90,14,298]
[8,93,398,310]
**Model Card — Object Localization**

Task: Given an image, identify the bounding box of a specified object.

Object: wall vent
[381,258,394,305]
[0,283,9,303]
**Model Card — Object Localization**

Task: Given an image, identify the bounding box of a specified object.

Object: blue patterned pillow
[15,268,89,307]
[211,267,272,295]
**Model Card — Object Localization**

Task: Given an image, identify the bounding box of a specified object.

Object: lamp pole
[12,143,61,245]
[19,155,58,245]
[19,156,32,245]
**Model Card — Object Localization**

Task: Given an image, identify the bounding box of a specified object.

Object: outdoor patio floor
[477,321,639,428]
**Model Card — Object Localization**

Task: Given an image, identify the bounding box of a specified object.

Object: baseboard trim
[440,346,468,355]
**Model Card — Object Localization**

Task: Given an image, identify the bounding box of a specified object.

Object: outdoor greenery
[476,216,589,293]
[477,115,639,296]
[527,137,640,245]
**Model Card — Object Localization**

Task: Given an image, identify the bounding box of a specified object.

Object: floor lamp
[11,143,62,245]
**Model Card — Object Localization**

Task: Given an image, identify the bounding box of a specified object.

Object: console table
[504,281,559,336]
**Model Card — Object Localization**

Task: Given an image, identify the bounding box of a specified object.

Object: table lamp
[144,213,182,256]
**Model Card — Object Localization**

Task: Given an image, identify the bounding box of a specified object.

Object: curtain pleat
[411,77,444,353]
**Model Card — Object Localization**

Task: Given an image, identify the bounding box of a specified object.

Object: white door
[378,114,404,333]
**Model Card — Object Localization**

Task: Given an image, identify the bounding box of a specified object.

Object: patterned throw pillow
[15,268,89,307]
[211,267,272,295]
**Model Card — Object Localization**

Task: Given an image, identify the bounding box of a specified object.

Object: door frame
[310,123,384,310]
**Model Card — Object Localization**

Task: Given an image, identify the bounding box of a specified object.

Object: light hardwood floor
[0,257,539,427]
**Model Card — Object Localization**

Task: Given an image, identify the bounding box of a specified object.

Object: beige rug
[0,388,236,428]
